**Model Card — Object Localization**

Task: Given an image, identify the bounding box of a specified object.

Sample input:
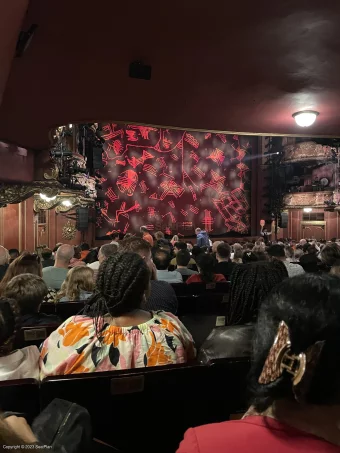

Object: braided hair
[83,252,150,335]
[227,260,288,326]
[0,298,21,356]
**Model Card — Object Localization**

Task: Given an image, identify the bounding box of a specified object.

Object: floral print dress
[40,311,195,378]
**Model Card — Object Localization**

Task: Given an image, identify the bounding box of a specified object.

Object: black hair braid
[227,261,288,326]
[84,253,150,336]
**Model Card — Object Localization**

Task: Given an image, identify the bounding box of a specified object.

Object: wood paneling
[0,199,95,250]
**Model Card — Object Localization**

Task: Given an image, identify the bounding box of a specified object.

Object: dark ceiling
[1,0,340,150]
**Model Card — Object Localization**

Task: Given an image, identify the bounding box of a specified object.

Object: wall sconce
[303,207,313,213]
[293,111,319,127]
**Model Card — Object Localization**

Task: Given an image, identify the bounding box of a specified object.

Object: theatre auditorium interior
[1,1,340,452]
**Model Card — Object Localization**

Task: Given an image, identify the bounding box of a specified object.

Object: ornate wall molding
[43,164,59,180]
[0,181,62,206]
[284,191,333,208]
[62,220,77,240]
[282,141,332,163]
[33,192,95,213]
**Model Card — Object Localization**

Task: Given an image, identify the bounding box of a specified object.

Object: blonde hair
[57,266,94,301]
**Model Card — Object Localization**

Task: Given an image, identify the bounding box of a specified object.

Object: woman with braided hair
[0,298,40,380]
[227,260,288,326]
[198,261,288,364]
[40,252,195,377]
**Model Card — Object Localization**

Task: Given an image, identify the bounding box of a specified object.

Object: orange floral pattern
[40,312,195,379]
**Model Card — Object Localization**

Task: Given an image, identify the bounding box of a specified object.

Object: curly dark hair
[227,260,288,325]
[84,253,150,335]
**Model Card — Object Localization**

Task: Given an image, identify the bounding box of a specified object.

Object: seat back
[55,301,85,320]
[40,303,57,315]
[0,379,40,423]
[16,325,58,349]
[180,314,220,348]
[41,364,212,453]
[207,358,251,421]
[176,282,230,316]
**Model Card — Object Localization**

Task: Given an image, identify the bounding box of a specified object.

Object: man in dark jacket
[195,228,210,248]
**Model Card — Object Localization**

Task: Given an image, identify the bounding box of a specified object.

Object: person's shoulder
[186,274,199,283]
[42,266,54,273]
[154,310,181,324]
[60,315,94,328]
[178,421,242,452]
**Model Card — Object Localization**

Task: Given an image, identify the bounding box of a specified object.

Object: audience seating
[15,325,58,349]
[207,357,251,421]
[55,301,85,320]
[0,379,40,423]
[173,282,230,317]
[180,314,220,349]
[40,363,213,453]
[41,301,86,321]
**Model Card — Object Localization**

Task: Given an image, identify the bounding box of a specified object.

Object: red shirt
[143,232,154,246]
[177,416,339,453]
[186,274,226,284]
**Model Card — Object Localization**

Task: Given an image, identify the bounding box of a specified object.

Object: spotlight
[62,200,72,207]
[292,111,319,127]
[303,207,312,213]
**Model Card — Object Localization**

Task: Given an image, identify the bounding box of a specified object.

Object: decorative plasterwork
[33,192,95,213]
[62,220,77,240]
[283,191,333,208]
[0,181,62,206]
[43,164,59,180]
[282,141,333,163]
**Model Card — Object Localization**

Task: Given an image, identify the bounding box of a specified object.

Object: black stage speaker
[76,208,89,231]
[280,212,288,229]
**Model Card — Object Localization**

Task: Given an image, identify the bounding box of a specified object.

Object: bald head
[0,247,9,266]
[55,244,74,267]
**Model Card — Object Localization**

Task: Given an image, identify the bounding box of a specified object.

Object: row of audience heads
[0,238,291,336]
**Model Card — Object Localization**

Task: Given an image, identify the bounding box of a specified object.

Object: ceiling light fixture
[303,207,312,213]
[292,111,319,127]
[62,200,72,207]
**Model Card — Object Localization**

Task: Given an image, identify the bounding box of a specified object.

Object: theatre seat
[180,314,219,348]
[40,363,212,453]
[55,301,85,320]
[40,303,56,315]
[207,357,251,421]
[175,282,230,317]
[16,325,58,349]
[0,379,40,423]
